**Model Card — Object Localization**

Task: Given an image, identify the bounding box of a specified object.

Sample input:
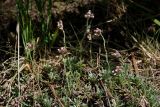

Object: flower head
[111,50,121,58]
[94,28,102,37]
[58,47,68,54]
[112,66,122,75]
[84,10,94,19]
[57,20,63,30]
[87,33,92,41]
[25,42,34,51]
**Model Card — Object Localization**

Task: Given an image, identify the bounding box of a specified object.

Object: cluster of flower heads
[84,10,94,19]
[112,65,123,75]
[84,10,103,40]
[57,10,103,54]
[87,27,103,40]
[58,47,68,55]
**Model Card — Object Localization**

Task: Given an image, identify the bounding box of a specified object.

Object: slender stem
[90,41,93,63]
[80,18,90,59]
[81,18,89,43]
[17,23,21,106]
[101,34,107,61]
[100,33,110,69]
[62,30,66,47]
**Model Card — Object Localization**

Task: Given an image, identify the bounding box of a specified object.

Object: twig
[99,80,113,107]
[49,84,65,107]
[131,52,139,75]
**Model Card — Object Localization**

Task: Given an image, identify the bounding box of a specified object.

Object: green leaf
[153,19,160,26]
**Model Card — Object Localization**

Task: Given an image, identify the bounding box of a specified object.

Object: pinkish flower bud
[111,50,121,58]
[94,28,102,36]
[112,66,122,75]
[58,47,68,54]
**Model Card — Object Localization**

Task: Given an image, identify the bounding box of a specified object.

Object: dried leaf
[139,96,149,107]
